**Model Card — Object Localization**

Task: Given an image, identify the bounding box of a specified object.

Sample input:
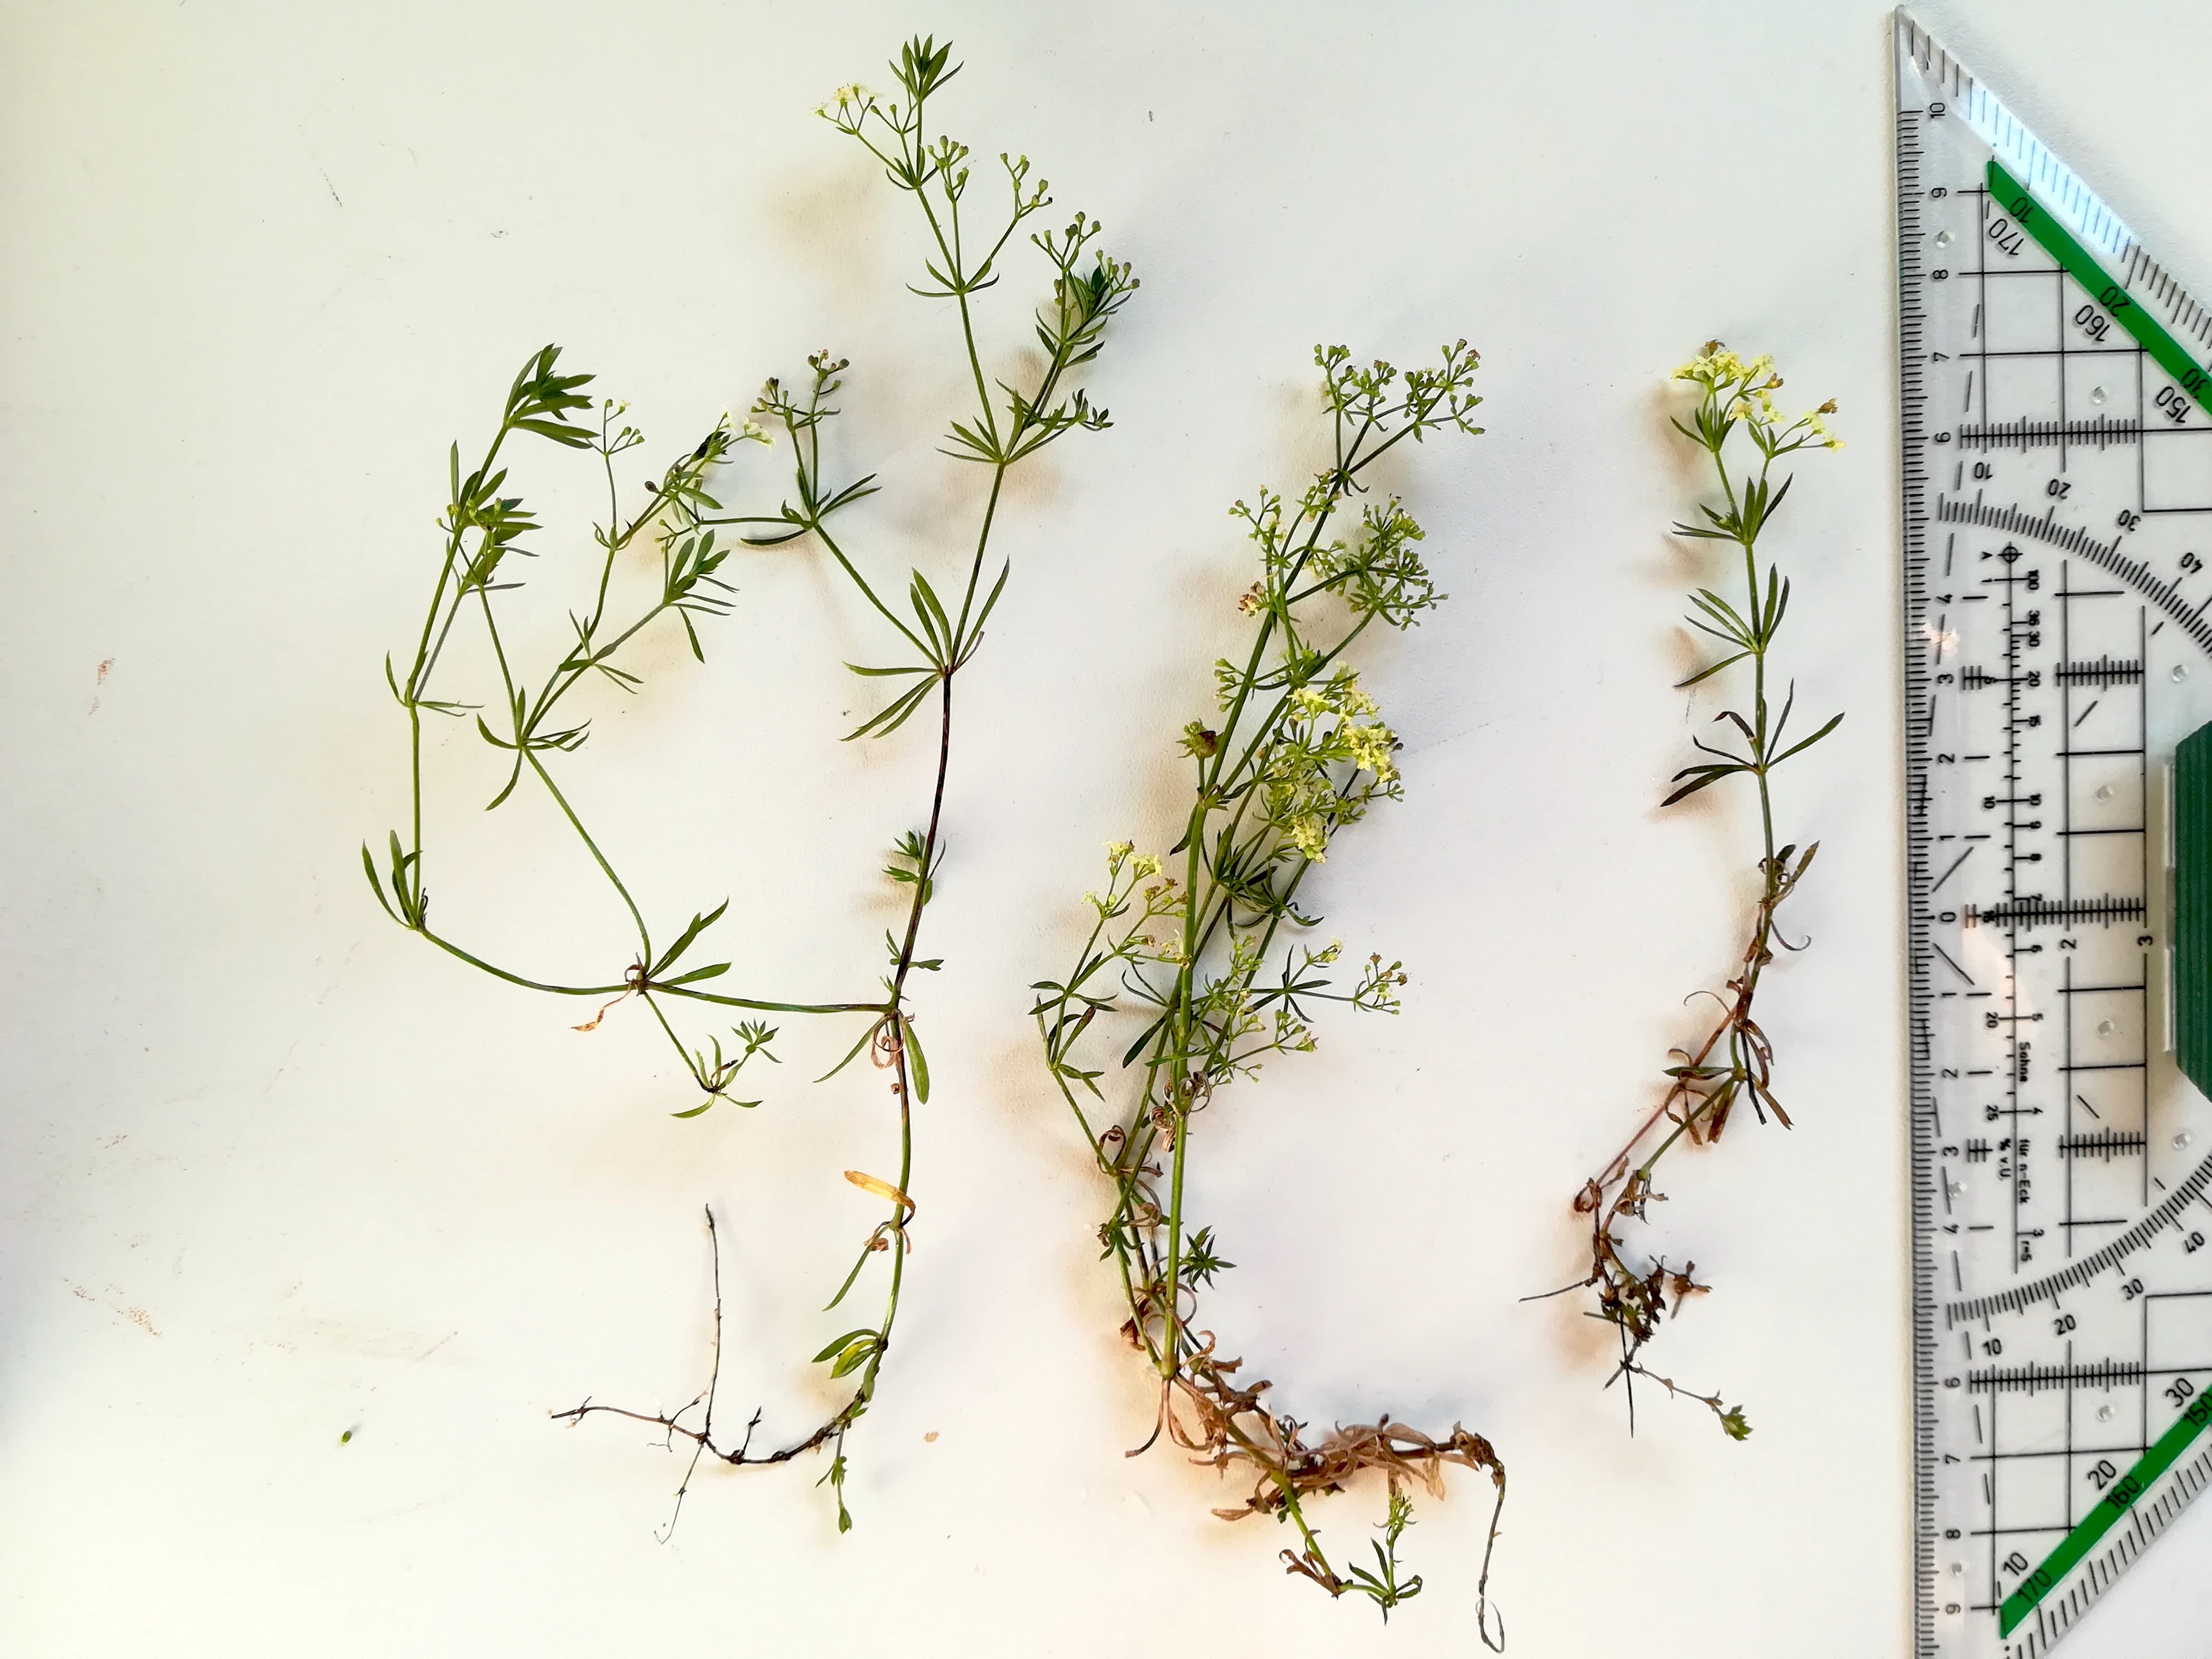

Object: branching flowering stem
[1034,343,1503,1637]
[369,35,1134,1533]
[1546,342,1843,1436]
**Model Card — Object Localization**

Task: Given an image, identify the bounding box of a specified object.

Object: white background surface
[6,3,2212,1655]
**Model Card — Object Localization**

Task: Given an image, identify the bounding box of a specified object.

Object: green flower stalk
[365,35,1135,1534]
[1033,343,1504,1638]
[1548,342,1843,1436]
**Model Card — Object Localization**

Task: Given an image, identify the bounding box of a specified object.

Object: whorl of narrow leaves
[368,35,1131,1539]
[1033,342,1504,1643]
[1545,341,1842,1437]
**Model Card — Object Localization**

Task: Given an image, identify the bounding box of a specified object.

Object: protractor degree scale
[1899,15,2212,1656]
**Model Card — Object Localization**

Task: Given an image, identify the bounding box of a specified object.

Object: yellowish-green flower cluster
[1674,340,1843,455]
[1726,384,1779,424]
[1281,810,1329,863]
[713,411,773,448]
[1262,669,1401,861]
[813,82,877,118]
[1340,720,1399,781]
[1092,840,1160,913]
[1672,343,1774,388]
[1082,842,1190,970]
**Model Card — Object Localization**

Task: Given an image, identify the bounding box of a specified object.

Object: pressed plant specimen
[1545,343,1843,1435]
[1031,343,1504,1636]
[363,37,1135,1532]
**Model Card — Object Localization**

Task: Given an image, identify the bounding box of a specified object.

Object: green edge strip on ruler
[1986,158,2212,418]
[1999,1393,2212,1634]
[2179,725,2212,1100]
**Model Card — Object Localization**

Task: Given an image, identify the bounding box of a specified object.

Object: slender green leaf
[361,844,398,922]
[652,900,729,978]
[902,1014,930,1103]
[1662,764,1749,806]
[843,677,935,742]
[972,557,1013,633]
[1769,710,1844,766]
[1677,651,1752,688]
[816,1017,887,1083]
[910,570,952,649]
[659,962,730,986]
[823,1242,877,1311]
[811,1328,879,1365]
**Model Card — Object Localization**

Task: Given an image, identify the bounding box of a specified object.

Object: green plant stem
[1617,431,1795,1189]
[1153,434,1395,1370]
[836,676,951,1454]
[1034,342,1497,1625]
[1559,348,1841,1437]
[522,750,651,957]
[390,37,1136,1534]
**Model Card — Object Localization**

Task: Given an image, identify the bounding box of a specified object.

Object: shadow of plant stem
[1033,342,1503,1642]
[366,35,1133,1534]
[1534,342,1843,1439]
